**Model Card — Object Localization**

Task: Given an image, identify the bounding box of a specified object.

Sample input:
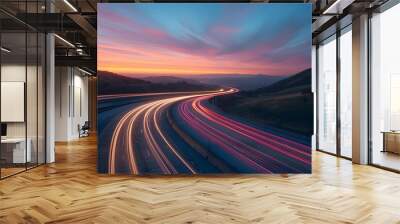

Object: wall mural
[97,3,312,174]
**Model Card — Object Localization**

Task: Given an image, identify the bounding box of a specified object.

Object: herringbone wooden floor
[1,135,400,224]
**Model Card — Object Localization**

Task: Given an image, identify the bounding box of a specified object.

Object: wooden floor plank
[0,135,400,223]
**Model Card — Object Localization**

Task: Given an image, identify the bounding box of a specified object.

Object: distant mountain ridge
[189,74,286,91]
[141,76,204,85]
[98,71,219,95]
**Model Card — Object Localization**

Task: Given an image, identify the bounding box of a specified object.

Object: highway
[97,89,311,174]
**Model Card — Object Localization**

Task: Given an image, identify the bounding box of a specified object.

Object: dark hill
[141,76,203,85]
[214,69,312,136]
[98,71,219,95]
[189,74,285,91]
[252,69,311,95]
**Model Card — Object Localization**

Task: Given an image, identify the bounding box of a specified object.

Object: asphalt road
[97,89,311,174]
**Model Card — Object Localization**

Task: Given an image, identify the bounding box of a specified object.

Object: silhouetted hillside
[141,76,203,85]
[190,74,285,91]
[215,69,312,136]
[98,71,219,95]
[251,69,311,95]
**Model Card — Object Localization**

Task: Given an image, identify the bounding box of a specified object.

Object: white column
[46,32,55,163]
[45,0,56,163]
[55,67,73,141]
[352,14,369,164]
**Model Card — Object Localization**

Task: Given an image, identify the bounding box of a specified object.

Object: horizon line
[97,68,311,78]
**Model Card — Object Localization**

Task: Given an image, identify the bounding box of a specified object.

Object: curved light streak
[107,88,310,174]
[152,100,197,174]
[108,92,219,174]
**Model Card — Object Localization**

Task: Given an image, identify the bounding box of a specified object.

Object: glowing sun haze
[98,3,311,77]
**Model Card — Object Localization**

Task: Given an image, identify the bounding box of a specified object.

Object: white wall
[55,67,70,141]
[1,65,39,138]
[1,82,25,122]
[1,65,26,139]
[72,73,89,138]
[1,63,46,164]
[1,64,26,81]
[55,67,89,141]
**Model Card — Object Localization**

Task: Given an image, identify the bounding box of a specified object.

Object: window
[339,27,352,158]
[0,2,46,179]
[370,2,400,171]
[317,35,337,154]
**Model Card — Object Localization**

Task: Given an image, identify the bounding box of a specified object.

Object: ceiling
[0,0,390,74]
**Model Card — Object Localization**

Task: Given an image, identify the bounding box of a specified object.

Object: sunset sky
[98,4,311,77]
